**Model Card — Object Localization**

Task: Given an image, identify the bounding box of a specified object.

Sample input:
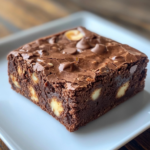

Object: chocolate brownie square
[7,27,149,131]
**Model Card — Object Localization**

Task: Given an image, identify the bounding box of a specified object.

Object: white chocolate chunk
[50,97,64,117]
[65,30,83,41]
[29,86,38,102]
[23,69,25,74]
[116,81,129,98]
[32,73,39,84]
[91,88,101,100]
[47,63,53,67]
[18,66,22,76]
[10,75,20,88]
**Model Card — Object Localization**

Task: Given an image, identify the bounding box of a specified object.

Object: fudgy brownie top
[9,26,147,88]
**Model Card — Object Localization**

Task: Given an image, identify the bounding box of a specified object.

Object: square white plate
[0,11,150,150]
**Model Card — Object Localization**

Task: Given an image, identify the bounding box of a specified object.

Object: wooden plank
[135,129,150,150]
[0,0,68,29]
[23,0,68,17]
[0,0,42,29]
[119,146,128,150]
[52,0,82,12]
[125,140,145,150]
[11,0,67,23]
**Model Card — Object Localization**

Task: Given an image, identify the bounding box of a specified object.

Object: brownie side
[8,53,148,132]
[7,53,77,131]
[70,57,148,131]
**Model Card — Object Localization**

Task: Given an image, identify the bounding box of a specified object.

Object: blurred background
[0,0,150,39]
[0,0,150,150]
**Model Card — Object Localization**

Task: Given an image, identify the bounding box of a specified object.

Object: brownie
[7,27,149,132]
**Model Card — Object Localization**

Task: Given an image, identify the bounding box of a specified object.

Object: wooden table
[0,0,150,149]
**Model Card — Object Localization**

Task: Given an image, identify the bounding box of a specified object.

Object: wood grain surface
[0,0,150,150]
[71,0,150,40]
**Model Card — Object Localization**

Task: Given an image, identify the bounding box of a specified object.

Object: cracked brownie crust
[7,27,149,131]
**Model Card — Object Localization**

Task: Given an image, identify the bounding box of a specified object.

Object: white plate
[0,11,150,150]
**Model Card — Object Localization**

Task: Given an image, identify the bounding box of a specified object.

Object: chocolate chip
[19,49,25,52]
[76,38,90,49]
[21,53,33,59]
[112,56,125,62]
[38,49,49,57]
[130,65,137,74]
[33,62,44,71]
[59,62,74,72]
[91,44,106,54]
[37,58,44,62]
[35,39,45,45]
[48,37,56,44]
[90,38,98,47]
[63,48,77,55]
[22,44,32,52]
